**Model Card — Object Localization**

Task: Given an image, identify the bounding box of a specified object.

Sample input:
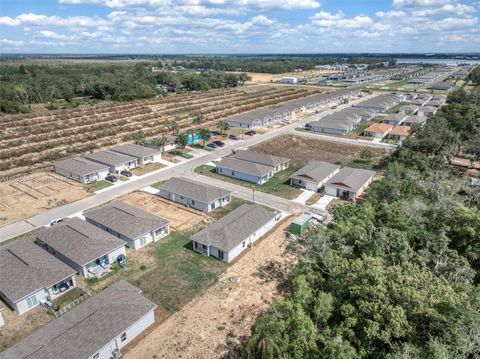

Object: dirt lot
[231,70,343,84]
[252,135,388,167]
[123,215,296,359]
[117,191,207,231]
[0,173,90,227]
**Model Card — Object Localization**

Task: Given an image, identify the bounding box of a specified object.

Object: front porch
[47,277,76,300]
[85,255,113,278]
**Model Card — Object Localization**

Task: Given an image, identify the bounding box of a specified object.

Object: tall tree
[130,130,145,145]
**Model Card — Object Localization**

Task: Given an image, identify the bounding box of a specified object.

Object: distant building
[281,76,298,84]
[290,160,341,191]
[110,144,162,165]
[363,123,393,138]
[53,157,109,183]
[85,150,138,173]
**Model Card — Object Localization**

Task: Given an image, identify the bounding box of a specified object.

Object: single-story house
[363,123,393,138]
[417,106,437,117]
[2,280,157,359]
[84,201,170,250]
[382,113,407,126]
[290,160,341,191]
[409,99,428,106]
[85,150,138,173]
[36,218,127,278]
[416,94,432,102]
[282,76,298,84]
[0,238,77,315]
[306,117,356,135]
[353,94,401,112]
[389,126,411,142]
[405,93,418,101]
[403,115,428,127]
[230,150,290,173]
[429,82,455,91]
[145,134,177,152]
[53,157,109,184]
[110,143,162,165]
[325,167,376,201]
[344,107,377,120]
[425,100,443,107]
[191,204,280,263]
[157,177,232,213]
[215,157,274,185]
[398,105,419,115]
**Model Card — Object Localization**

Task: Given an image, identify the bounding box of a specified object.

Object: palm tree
[174,133,188,149]
[164,120,179,135]
[216,120,230,135]
[130,130,145,145]
[244,313,286,359]
[198,128,211,147]
[192,114,205,126]
[151,135,168,152]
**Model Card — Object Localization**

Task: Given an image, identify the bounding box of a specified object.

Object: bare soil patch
[131,162,166,176]
[0,172,90,227]
[252,134,388,167]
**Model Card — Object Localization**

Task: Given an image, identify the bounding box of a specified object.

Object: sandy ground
[123,216,296,359]
[118,191,207,231]
[230,70,343,84]
[0,173,90,227]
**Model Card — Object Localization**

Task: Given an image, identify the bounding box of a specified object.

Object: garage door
[305,182,318,192]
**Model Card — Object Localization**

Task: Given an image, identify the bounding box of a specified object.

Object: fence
[46,285,92,318]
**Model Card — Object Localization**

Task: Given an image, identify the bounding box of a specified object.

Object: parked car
[120,170,132,177]
[207,142,218,149]
[245,130,256,136]
[50,218,64,226]
[212,140,225,147]
[105,175,118,183]
[229,134,239,140]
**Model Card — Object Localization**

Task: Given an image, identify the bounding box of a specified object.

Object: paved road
[0,93,387,241]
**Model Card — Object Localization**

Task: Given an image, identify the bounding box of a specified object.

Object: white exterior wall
[309,125,349,135]
[157,190,210,212]
[53,167,108,184]
[107,246,127,264]
[365,131,389,139]
[216,167,271,184]
[325,185,338,197]
[112,160,138,173]
[14,288,48,315]
[88,310,155,359]
[0,311,4,327]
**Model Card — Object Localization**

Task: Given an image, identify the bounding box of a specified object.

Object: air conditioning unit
[112,348,122,358]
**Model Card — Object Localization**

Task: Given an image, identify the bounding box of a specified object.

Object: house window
[242,241,246,248]
[194,241,198,249]
[93,354,100,359]
[26,295,38,309]
[231,171,235,176]
[219,168,222,173]
[191,200,195,206]
[202,244,207,250]
[120,332,127,342]
[139,236,147,246]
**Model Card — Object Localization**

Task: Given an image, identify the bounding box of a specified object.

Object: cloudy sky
[1,0,479,53]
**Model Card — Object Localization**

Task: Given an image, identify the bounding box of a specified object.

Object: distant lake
[396,57,480,65]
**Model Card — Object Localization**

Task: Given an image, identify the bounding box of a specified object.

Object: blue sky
[1,0,479,53]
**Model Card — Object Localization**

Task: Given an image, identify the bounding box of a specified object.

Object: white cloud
[0,13,106,28]
[412,3,476,16]
[393,0,452,7]
[37,30,67,39]
[0,38,25,46]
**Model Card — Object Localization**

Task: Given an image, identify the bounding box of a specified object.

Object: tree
[216,120,230,134]
[192,114,205,126]
[130,130,145,145]
[164,120,180,135]
[150,135,168,151]
[174,133,188,149]
[198,128,211,147]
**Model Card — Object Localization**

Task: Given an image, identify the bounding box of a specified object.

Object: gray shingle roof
[2,280,157,359]
[36,218,126,267]
[110,143,161,159]
[325,167,375,192]
[84,150,137,167]
[158,177,232,204]
[0,239,76,303]
[404,115,427,125]
[191,204,277,252]
[382,114,407,122]
[290,160,341,183]
[399,105,419,112]
[354,94,400,110]
[307,116,356,130]
[53,157,109,177]
[84,201,169,240]
[216,157,273,177]
[230,150,289,168]
[419,105,437,112]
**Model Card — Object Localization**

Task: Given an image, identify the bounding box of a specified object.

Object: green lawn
[168,149,194,159]
[207,196,249,221]
[195,165,302,200]
[83,180,113,193]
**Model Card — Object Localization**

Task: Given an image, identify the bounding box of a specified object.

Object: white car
[50,218,64,226]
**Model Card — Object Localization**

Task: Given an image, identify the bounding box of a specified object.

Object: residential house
[306,115,356,135]
[290,160,341,191]
[110,143,162,165]
[191,204,280,263]
[417,106,437,117]
[344,107,377,120]
[353,94,401,112]
[84,201,170,250]
[403,115,428,127]
[0,239,77,315]
[398,104,419,115]
[325,167,376,201]
[2,280,157,359]
[53,157,109,184]
[157,177,232,213]
[145,135,177,152]
[389,126,411,142]
[424,100,443,108]
[382,113,406,126]
[215,157,274,184]
[363,123,393,138]
[230,150,290,173]
[409,99,428,106]
[36,218,127,278]
[281,76,298,84]
[85,150,138,173]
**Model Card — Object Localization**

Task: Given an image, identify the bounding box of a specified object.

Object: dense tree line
[155,71,249,91]
[244,87,480,358]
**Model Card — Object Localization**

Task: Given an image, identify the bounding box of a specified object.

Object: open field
[130,162,166,176]
[252,135,388,168]
[123,215,296,359]
[1,85,324,177]
[231,70,343,84]
[0,173,90,227]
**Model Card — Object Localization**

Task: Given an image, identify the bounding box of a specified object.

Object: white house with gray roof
[0,238,77,315]
[230,150,290,173]
[84,201,170,250]
[2,280,157,359]
[306,116,356,135]
[398,105,419,115]
[290,161,341,191]
[157,177,232,213]
[110,143,162,165]
[417,105,437,117]
[53,157,109,184]
[215,157,274,184]
[85,150,138,173]
[382,113,407,126]
[325,167,376,201]
[36,218,126,278]
[191,204,280,263]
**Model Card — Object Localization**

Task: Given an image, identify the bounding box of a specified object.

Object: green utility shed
[289,213,314,235]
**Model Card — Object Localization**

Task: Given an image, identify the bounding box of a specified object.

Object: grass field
[195,165,302,200]
[83,180,113,192]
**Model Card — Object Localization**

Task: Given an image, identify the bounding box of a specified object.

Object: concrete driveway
[311,195,336,211]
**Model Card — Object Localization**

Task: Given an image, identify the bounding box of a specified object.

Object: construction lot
[0,173,89,227]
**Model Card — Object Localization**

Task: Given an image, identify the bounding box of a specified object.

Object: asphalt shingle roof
[158,177,232,204]
[0,239,76,303]
[84,150,137,167]
[36,218,126,267]
[216,157,273,177]
[53,157,109,177]
[110,143,161,159]
[84,201,169,240]
[2,280,157,359]
[325,167,376,193]
[191,204,277,252]
[290,160,340,184]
